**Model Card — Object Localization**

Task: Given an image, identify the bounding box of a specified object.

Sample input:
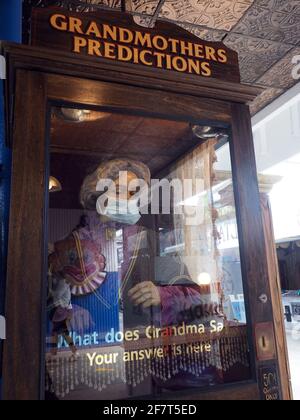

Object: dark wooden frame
[1,41,289,400]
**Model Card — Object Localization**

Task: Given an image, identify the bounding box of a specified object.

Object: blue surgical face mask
[101,197,141,225]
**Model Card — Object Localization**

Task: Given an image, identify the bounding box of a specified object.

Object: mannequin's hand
[128,281,161,309]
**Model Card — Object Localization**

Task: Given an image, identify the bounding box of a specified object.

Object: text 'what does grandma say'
[104,321,224,343]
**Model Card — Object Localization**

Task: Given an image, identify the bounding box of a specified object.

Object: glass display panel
[45,107,251,400]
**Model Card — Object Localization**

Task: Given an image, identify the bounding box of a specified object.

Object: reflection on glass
[45,110,251,400]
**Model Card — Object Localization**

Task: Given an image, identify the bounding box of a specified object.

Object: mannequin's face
[110,171,138,201]
[98,170,142,225]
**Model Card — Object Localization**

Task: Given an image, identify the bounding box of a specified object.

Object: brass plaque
[255,322,276,362]
[259,365,281,401]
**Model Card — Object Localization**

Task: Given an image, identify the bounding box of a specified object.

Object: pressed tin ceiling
[23,0,300,115]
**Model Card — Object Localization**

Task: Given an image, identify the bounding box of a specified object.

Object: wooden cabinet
[0,8,291,400]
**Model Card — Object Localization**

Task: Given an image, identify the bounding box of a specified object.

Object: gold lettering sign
[49,13,229,77]
[30,9,240,82]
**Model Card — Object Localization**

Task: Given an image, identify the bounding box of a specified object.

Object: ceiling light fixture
[53,107,109,122]
[54,107,91,123]
[61,107,91,122]
[192,125,229,141]
[49,176,62,193]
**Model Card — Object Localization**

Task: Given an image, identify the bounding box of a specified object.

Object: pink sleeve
[158,285,202,326]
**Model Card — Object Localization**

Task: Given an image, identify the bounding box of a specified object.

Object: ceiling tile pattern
[130,1,161,27]
[178,23,226,42]
[233,2,300,45]
[256,0,300,15]
[159,0,254,31]
[130,0,160,14]
[23,0,300,114]
[224,34,292,83]
[78,0,122,8]
[257,47,300,89]
[249,87,284,115]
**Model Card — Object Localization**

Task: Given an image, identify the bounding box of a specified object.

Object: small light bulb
[49,176,62,193]
[197,272,211,286]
